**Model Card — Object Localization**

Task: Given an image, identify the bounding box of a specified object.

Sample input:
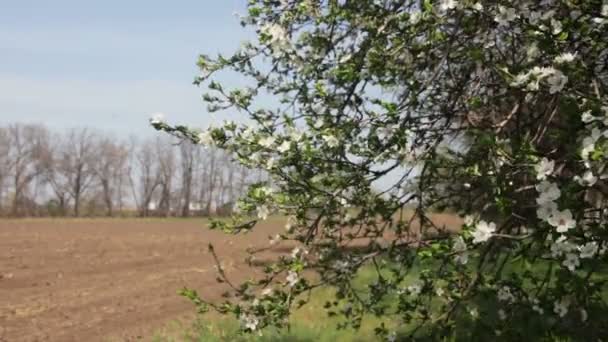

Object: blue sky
[0,0,251,136]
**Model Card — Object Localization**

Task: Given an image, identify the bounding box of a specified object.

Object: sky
[0,0,251,137]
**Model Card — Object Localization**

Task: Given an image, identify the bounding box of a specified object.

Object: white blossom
[322,134,340,148]
[241,314,259,331]
[548,209,576,233]
[149,112,166,125]
[555,52,577,64]
[535,158,555,180]
[551,235,576,258]
[438,0,458,12]
[546,70,568,94]
[498,309,507,320]
[472,220,496,244]
[262,23,290,51]
[495,6,517,26]
[554,298,569,318]
[286,270,299,287]
[198,130,214,146]
[464,215,475,226]
[285,216,297,232]
[277,140,291,153]
[261,288,273,296]
[575,171,597,187]
[579,241,598,259]
[497,286,515,303]
[536,181,561,204]
[259,136,276,148]
[452,236,468,265]
[581,308,588,322]
[407,283,422,296]
[409,11,422,25]
[257,205,270,220]
[563,253,580,271]
[313,118,324,129]
[269,234,281,245]
[551,18,563,35]
[537,201,558,221]
[581,110,596,124]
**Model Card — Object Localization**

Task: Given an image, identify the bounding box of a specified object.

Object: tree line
[0,123,262,217]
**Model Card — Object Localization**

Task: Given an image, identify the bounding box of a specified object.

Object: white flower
[551,235,575,258]
[495,6,517,26]
[533,304,544,315]
[581,128,603,160]
[472,2,483,11]
[407,283,422,296]
[241,314,259,331]
[277,140,291,153]
[581,110,596,123]
[497,286,515,303]
[286,270,299,287]
[149,112,166,125]
[536,181,561,204]
[435,287,445,297]
[438,0,458,12]
[262,23,290,51]
[452,236,468,265]
[288,128,303,142]
[387,332,397,342]
[563,252,580,271]
[554,298,569,318]
[526,43,540,61]
[409,11,422,25]
[555,52,577,64]
[581,308,588,322]
[257,205,270,220]
[551,18,563,35]
[322,134,340,148]
[291,247,301,259]
[313,118,324,129]
[198,130,214,145]
[261,288,273,296]
[259,136,276,148]
[269,234,281,245]
[546,70,568,94]
[548,209,576,233]
[464,215,476,226]
[535,158,555,180]
[498,309,507,320]
[537,201,558,221]
[575,170,597,187]
[472,220,496,244]
[579,241,598,259]
[285,216,297,232]
[266,157,276,170]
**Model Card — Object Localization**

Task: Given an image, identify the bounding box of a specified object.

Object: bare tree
[156,137,176,217]
[178,141,199,217]
[0,127,10,214]
[61,128,96,217]
[6,124,49,216]
[40,132,71,216]
[128,137,160,217]
[92,137,128,216]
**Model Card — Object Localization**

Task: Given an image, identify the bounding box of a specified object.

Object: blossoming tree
[153,0,608,340]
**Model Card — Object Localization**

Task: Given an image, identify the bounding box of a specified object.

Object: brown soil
[0,218,283,342]
[0,214,462,342]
